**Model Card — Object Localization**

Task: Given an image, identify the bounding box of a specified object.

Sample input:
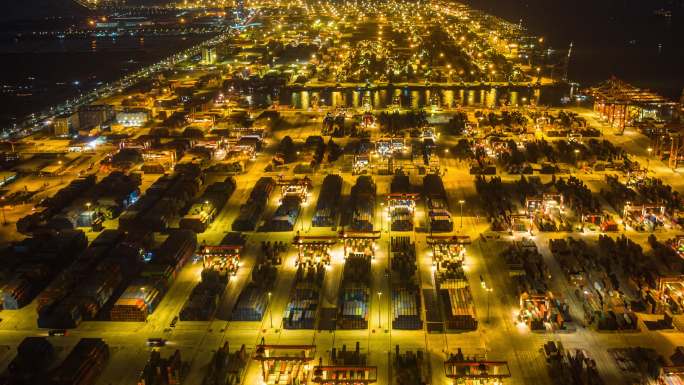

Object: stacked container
[312,174,342,228]
[232,177,275,231]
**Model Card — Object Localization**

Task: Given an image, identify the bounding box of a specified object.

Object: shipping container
[232,177,275,231]
[350,176,376,232]
[50,338,109,385]
[312,175,342,228]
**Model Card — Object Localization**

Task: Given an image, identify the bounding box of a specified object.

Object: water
[281,85,567,110]
[462,0,684,99]
[0,35,208,127]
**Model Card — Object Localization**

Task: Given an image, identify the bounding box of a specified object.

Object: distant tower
[563,42,574,82]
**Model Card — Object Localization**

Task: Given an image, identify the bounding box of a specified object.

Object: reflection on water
[282,86,562,110]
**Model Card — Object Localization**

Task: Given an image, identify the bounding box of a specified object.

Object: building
[116,108,151,127]
[201,47,217,65]
[78,104,115,129]
[53,113,78,136]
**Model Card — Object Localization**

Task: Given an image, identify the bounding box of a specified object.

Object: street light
[380,202,385,232]
[458,200,465,230]
[377,292,382,328]
[268,292,273,328]
[647,147,653,172]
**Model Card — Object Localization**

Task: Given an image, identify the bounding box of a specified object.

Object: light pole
[573,149,580,169]
[458,200,465,230]
[377,292,382,328]
[380,202,384,232]
[268,292,273,329]
[647,147,653,172]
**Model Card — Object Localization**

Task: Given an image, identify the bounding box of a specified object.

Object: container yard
[388,173,418,232]
[428,235,470,268]
[312,342,378,384]
[349,176,376,232]
[430,237,477,331]
[232,262,277,321]
[1,229,87,311]
[392,346,429,385]
[180,177,236,232]
[342,231,379,261]
[203,343,247,385]
[503,239,571,331]
[119,164,203,232]
[549,237,638,331]
[200,235,243,282]
[36,230,139,328]
[138,349,182,385]
[232,177,276,231]
[284,261,325,329]
[2,337,55,383]
[544,341,604,385]
[50,338,109,385]
[270,178,312,232]
[110,278,164,322]
[444,349,511,384]
[295,236,336,266]
[16,175,96,234]
[391,236,422,330]
[423,288,444,333]
[253,344,316,385]
[339,251,371,330]
[179,269,226,321]
[423,174,453,233]
[312,174,343,228]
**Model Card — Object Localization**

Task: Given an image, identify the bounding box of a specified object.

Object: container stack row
[180,177,236,233]
[391,236,422,330]
[203,343,247,385]
[232,263,278,321]
[350,176,376,231]
[312,174,342,228]
[283,262,325,329]
[119,164,203,232]
[180,269,226,321]
[440,286,478,331]
[339,255,371,329]
[423,288,444,332]
[423,174,452,233]
[435,259,477,331]
[16,175,96,234]
[1,229,88,311]
[36,230,140,328]
[232,177,276,231]
[50,338,109,385]
[111,230,197,322]
[270,196,301,231]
